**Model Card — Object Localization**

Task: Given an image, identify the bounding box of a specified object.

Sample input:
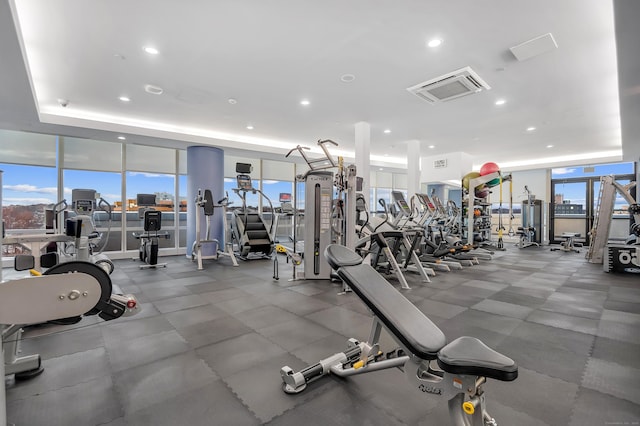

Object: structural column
[355,122,371,200]
[186,146,224,257]
[407,139,421,197]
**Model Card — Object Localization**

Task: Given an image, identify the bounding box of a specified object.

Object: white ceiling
[1,0,638,172]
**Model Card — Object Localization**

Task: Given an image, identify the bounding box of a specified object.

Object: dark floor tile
[444,308,523,335]
[591,337,640,369]
[153,294,210,313]
[486,367,578,426]
[597,320,640,345]
[101,315,175,345]
[196,332,286,378]
[490,289,548,308]
[199,287,251,303]
[127,381,260,426]
[603,300,640,314]
[569,387,640,426]
[114,351,218,414]
[176,315,252,349]
[139,284,192,302]
[213,293,271,314]
[164,304,228,329]
[510,321,595,354]
[415,298,467,319]
[537,299,602,320]
[582,358,640,405]
[21,323,105,360]
[430,288,485,307]
[234,305,300,330]
[526,310,598,335]
[259,318,335,352]
[106,330,190,372]
[7,376,122,426]
[472,299,534,319]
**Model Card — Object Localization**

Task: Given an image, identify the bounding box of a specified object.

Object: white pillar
[407,139,420,197]
[355,122,371,198]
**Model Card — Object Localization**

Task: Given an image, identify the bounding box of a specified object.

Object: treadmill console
[391,191,411,215]
[236,174,253,191]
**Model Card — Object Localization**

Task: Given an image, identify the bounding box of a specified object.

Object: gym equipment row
[281,244,518,426]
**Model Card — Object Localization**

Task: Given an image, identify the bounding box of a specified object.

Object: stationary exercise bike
[281,245,518,426]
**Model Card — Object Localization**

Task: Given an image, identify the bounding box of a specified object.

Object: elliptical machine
[192,189,238,269]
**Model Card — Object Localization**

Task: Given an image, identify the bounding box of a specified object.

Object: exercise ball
[462,171,481,190]
[480,162,500,176]
[487,177,501,187]
[475,185,491,199]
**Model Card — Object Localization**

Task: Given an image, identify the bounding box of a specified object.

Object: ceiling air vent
[407,66,491,104]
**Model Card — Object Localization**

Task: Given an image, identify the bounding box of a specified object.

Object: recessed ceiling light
[119,96,130,102]
[526,126,536,132]
[495,99,506,106]
[384,154,389,157]
[427,38,442,48]
[143,46,159,55]
[117,136,126,140]
[246,125,254,130]
[228,98,237,104]
[428,145,435,149]
[300,99,310,106]
[383,129,391,134]
[144,84,163,95]
[379,168,384,171]
[340,74,356,82]
[547,144,554,148]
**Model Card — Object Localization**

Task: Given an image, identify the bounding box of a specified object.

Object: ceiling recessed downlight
[300,99,310,106]
[340,74,356,82]
[428,145,435,149]
[143,46,159,55]
[246,125,254,130]
[228,98,237,104]
[526,126,537,132]
[383,129,391,134]
[547,145,554,148]
[144,84,163,95]
[119,96,130,102]
[379,168,384,171]
[117,136,126,140]
[427,38,442,48]
[495,99,506,106]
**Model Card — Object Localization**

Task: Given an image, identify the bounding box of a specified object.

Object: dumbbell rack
[462,172,500,246]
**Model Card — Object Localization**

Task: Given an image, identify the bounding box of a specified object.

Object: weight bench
[281,244,517,426]
[550,232,581,253]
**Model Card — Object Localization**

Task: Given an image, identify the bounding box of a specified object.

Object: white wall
[421,152,473,183]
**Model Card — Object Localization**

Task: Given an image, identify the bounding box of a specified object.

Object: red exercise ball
[480,162,500,176]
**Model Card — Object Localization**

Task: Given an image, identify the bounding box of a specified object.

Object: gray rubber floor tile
[101,314,175,345]
[472,299,534,319]
[291,332,352,365]
[305,306,374,339]
[430,288,486,307]
[603,300,640,314]
[445,308,523,335]
[114,351,218,414]
[288,282,328,296]
[225,352,335,423]
[213,293,272,314]
[153,293,210,313]
[258,317,335,352]
[511,321,595,354]
[416,298,467,319]
[479,400,552,426]
[609,286,640,303]
[262,291,333,316]
[601,309,640,325]
[127,380,260,426]
[496,335,589,384]
[538,299,602,320]
[526,310,599,335]
[176,315,252,349]
[7,375,122,426]
[20,323,105,360]
[582,358,640,405]
[106,330,190,372]
[597,320,640,345]
[7,347,110,400]
[591,337,640,369]
[235,305,300,330]
[485,367,579,426]
[199,287,251,303]
[489,289,548,308]
[139,284,192,302]
[164,303,228,329]
[569,387,640,426]
[196,332,287,378]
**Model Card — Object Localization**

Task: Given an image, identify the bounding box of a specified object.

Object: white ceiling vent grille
[407,66,491,104]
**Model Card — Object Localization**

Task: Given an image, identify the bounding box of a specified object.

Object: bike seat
[437,336,518,381]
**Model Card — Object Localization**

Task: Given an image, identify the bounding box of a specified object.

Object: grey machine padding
[325,243,518,381]
[325,244,446,359]
[437,336,518,381]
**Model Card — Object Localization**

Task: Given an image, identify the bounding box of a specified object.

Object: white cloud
[262,180,280,185]
[3,197,55,205]
[551,167,577,175]
[3,184,57,194]
[128,172,169,178]
[224,178,235,183]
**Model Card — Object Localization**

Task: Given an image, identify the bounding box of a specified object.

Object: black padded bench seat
[325,244,518,381]
[325,244,446,360]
